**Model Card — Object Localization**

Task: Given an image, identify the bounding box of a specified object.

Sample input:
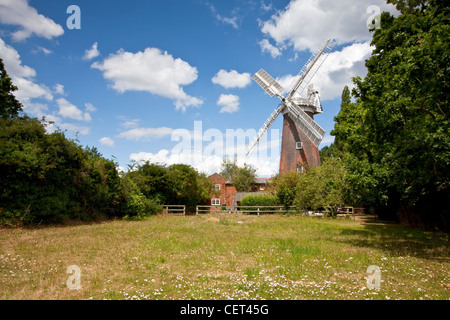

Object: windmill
[247,38,336,174]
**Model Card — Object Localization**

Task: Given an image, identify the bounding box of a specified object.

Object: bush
[121,177,162,220]
[240,194,280,214]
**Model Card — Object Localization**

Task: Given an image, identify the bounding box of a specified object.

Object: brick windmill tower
[247,39,335,175]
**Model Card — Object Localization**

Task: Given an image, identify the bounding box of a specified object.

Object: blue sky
[0,0,398,177]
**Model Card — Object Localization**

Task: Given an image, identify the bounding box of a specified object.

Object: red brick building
[208,173,268,209]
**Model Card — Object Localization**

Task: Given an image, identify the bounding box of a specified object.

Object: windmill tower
[247,39,336,174]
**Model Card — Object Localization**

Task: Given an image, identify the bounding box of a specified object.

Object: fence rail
[196,205,305,215]
[163,205,185,215]
[195,205,368,218]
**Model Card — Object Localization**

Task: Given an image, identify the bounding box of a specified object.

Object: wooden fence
[195,205,369,219]
[162,205,185,215]
[196,205,304,215]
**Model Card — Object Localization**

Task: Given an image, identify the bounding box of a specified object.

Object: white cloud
[53,83,66,96]
[211,69,251,89]
[0,37,53,104]
[83,42,100,60]
[84,102,97,112]
[320,134,335,147]
[56,98,91,122]
[34,46,52,55]
[261,1,273,12]
[43,114,90,136]
[59,123,90,135]
[260,0,398,52]
[120,119,140,129]
[12,77,53,102]
[118,127,174,141]
[312,41,373,100]
[217,94,240,114]
[92,47,203,112]
[0,37,35,78]
[259,39,282,58]
[99,137,115,147]
[0,0,64,41]
[22,102,48,118]
[207,3,239,29]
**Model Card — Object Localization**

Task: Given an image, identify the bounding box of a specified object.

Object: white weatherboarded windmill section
[247,39,336,174]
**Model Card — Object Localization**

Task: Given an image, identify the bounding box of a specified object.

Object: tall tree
[0,58,23,118]
[348,0,449,229]
[219,155,256,192]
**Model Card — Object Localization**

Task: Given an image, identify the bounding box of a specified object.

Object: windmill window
[296,142,303,150]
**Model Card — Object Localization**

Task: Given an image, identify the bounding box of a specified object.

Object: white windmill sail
[287,39,336,100]
[246,105,283,156]
[253,69,284,98]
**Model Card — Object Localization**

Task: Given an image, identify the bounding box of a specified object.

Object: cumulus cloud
[53,83,66,96]
[259,39,282,58]
[43,114,90,136]
[211,69,251,89]
[91,47,203,112]
[0,38,53,103]
[12,77,53,102]
[56,98,92,122]
[260,0,398,52]
[83,42,100,60]
[0,0,64,41]
[99,137,115,147]
[217,94,240,114]
[118,127,174,141]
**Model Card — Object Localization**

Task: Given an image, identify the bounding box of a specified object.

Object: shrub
[121,177,162,220]
[240,194,280,214]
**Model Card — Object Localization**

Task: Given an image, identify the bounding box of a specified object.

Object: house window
[211,198,220,206]
[215,184,221,191]
[259,186,265,191]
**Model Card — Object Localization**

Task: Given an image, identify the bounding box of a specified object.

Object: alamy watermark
[367,5,381,30]
[67,5,81,30]
[66,265,81,290]
[366,265,381,290]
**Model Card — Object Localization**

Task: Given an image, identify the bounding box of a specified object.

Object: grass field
[0,213,448,300]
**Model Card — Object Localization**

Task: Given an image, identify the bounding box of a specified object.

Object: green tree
[166,163,212,207]
[268,171,302,209]
[0,58,23,118]
[127,161,170,203]
[294,157,347,213]
[330,86,367,155]
[219,156,256,192]
[331,0,449,230]
[357,1,448,228]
